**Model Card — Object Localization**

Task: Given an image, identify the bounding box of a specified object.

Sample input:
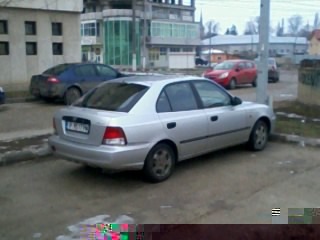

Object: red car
[203,60,257,89]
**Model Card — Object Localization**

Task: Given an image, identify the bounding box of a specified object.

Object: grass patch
[274,101,320,138]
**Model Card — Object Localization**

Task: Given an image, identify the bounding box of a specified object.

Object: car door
[235,62,247,84]
[245,61,256,83]
[95,64,119,82]
[192,80,250,151]
[73,64,101,93]
[156,82,208,160]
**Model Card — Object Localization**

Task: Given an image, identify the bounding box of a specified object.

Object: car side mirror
[232,96,242,106]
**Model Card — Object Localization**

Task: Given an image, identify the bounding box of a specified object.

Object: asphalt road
[0,69,298,141]
[1,142,320,239]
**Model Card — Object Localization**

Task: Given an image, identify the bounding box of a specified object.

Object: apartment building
[0,0,83,91]
[81,0,200,69]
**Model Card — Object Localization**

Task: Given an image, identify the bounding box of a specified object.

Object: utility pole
[142,0,147,71]
[256,0,270,104]
[132,0,137,71]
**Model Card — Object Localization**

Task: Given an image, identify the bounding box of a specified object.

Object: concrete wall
[308,37,320,55]
[0,7,81,91]
[168,52,195,69]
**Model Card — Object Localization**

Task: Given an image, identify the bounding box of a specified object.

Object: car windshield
[214,62,235,70]
[43,64,71,75]
[74,82,149,112]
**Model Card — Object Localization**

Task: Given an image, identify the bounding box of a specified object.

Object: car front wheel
[228,78,237,90]
[143,143,176,183]
[248,120,269,151]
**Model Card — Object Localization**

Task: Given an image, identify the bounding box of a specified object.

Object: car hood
[204,69,229,77]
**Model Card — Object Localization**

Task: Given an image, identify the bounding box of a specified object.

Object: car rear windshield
[43,64,71,75]
[74,82,149,112]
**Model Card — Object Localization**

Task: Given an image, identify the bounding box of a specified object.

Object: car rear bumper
[48,135,150,170]
[30,84,65,99]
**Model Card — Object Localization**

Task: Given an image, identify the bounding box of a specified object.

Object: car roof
[107,75,205,86]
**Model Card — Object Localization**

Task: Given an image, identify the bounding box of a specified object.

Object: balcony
[81,36,102,46]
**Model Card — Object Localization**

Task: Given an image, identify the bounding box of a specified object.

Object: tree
[225,28,230,35]
[298,22,312,38]
[287,15,303,36]
[243,16,260,35]
[229,25,238,35]
[205,20,219,39]
[313,12,320,30]
[276,22,284,36]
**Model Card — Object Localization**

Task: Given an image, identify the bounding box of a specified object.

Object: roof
[202,35,308,46]
[310,29,320,41]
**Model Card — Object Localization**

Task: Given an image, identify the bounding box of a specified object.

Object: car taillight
[102,127,127,146]
[47,76,60,83]
[53,118,57,134]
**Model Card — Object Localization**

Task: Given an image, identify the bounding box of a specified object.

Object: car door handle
[210,116,218,122]
[167,122,176,129]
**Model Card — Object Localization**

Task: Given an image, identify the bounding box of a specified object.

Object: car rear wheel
[252,77,257,87]
[248,120,269,151]
[228,78,237,90]
[143,143,175,183]
[64,87,81,105]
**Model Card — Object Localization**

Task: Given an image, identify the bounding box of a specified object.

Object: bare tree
[288,15,303,36]
[205,20,219,38]
[313,12,320,30]
[244,20,257,35]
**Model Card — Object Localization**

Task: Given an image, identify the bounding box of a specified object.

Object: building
[201,49,238,63]
[202,35,308,58]
[308,29,320,55]
[81,0,200,69]
[0,0,83,91]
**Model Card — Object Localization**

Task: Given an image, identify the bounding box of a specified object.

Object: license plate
[65,122,90,134]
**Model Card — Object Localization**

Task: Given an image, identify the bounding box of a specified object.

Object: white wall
[0,7,81,91]
[168,52,195,69]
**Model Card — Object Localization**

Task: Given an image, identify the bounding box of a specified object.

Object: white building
[0,0,83,91]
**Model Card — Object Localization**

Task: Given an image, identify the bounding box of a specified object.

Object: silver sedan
[48,75,276,182]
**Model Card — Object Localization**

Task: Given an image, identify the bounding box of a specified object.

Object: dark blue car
[29,63,127,105]
[0,87,5,105]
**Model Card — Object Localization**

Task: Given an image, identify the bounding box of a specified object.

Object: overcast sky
[194,0,320,34]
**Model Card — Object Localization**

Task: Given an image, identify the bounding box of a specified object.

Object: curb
[5,97,38,104]
[0,133,319,167]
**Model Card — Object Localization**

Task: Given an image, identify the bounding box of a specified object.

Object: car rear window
[43,64,71,75]
[74,82,149,112]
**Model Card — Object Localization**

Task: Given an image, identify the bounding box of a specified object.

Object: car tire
[143,143,176,183]
[248,120,269,151]
[64,87,81,105]
[228,78,237,90]
[252,77,257,87]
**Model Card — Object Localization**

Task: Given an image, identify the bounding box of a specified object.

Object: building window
[25,21,36,35]
[81,22,100,37]
[0,20,8,34]
[183,47,193,52]
[160,47,167,55]
[53,43,63,55]
[170,47,180,52]
[26,42,37,55]
[52,22,62,36]
[149,48,160,61]
[0,41,9,55]
[151,22,199,39]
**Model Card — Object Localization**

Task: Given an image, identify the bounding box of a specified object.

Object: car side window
[96,65,117,78]
[156,91,172,113]
[164,82,198,112]
[245,62,253,69]
[74,65,97,77]
[193,81,231,108]
[238,63,245,69]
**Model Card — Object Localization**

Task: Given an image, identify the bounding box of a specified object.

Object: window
[238,62,245,69]
[25,21,36,35]
[26,42,37,55]
[193,81,231,108]
[75,83,149,112]
[0,20,8,34]
[52,22,62,36]
[164,82,198,111]
[149,48,160,61]
[245,62,254,69]
[96,65,117,78]
[151,22,199,39]
[160,47,167,56]
[170,47,180,52]
[53,43,63,55]
[156,91,172,113]
[74,65,97,77]
[81,22,100,37]
[183,48,193,52]
[0,41,9,55]
[43,64,71,75]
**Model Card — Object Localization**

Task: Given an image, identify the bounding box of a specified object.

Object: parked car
[268,58,280,83]
[48,75,276,183]
[203,60,257,89]
[29,63,128,105]
[195,57,209,66]
[0,87,5,105]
